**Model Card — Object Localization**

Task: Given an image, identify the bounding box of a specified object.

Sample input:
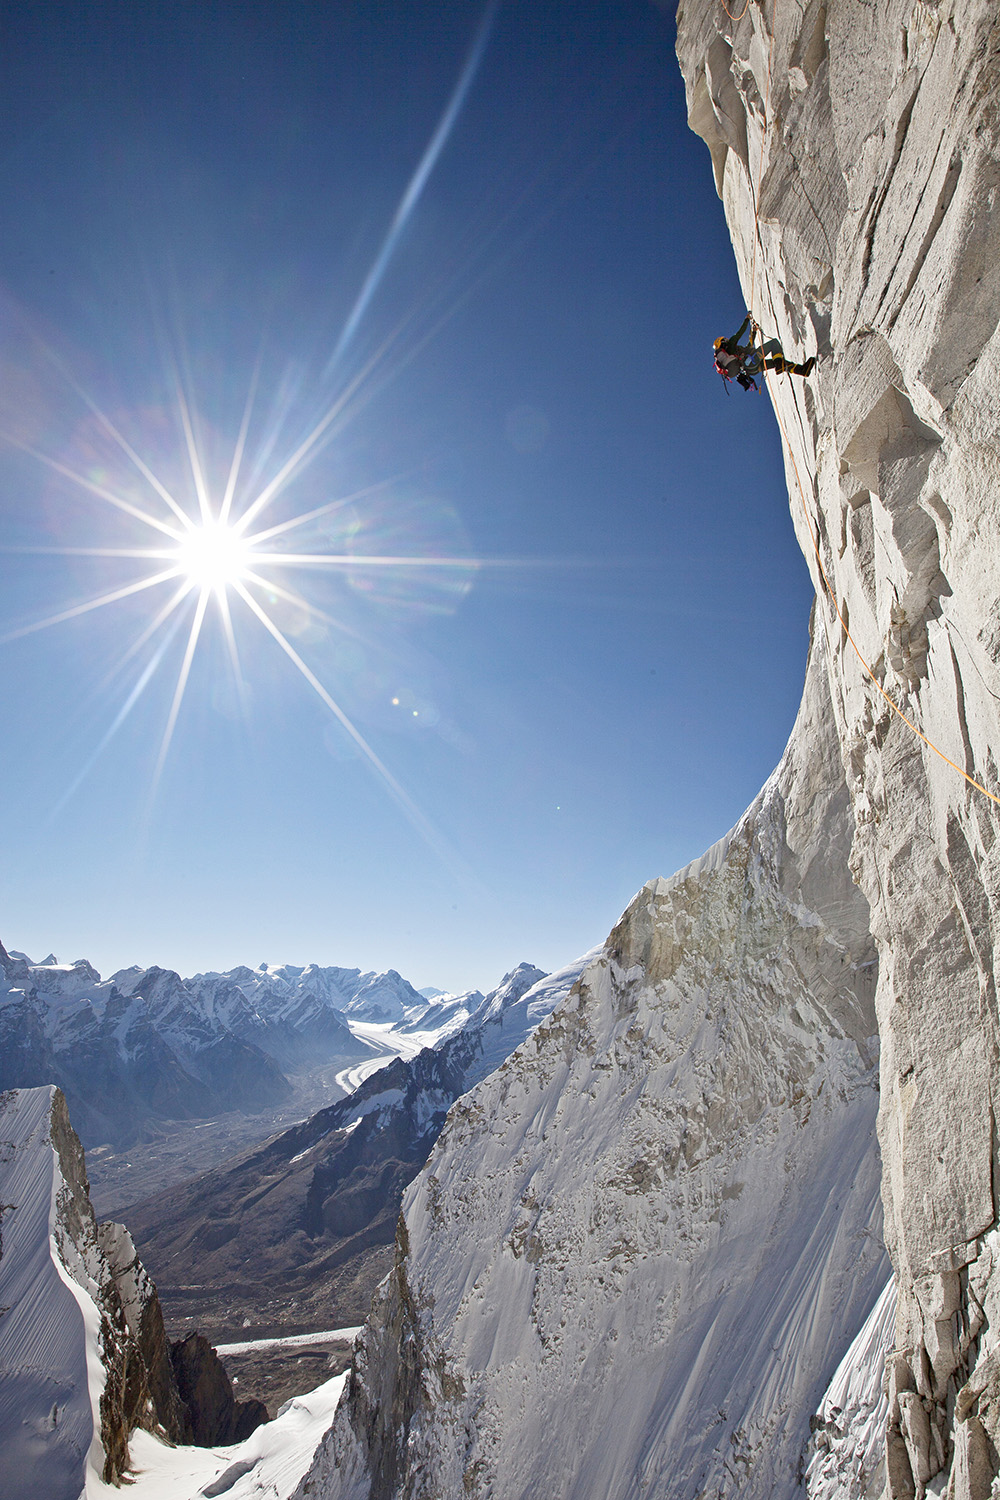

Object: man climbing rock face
[714,315,815,389]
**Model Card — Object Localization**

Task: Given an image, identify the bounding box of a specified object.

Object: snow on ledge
[88,1373,348,1500]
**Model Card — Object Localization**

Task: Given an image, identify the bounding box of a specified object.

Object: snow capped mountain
[391,987,484,1040]
[129,961,582,1343]
[0,945,447,1148]
[336,969,429,1024]
[295,629,890,1500]
[185,962,433,1059]
[182,962,372,1070]
[0,945,292,1147]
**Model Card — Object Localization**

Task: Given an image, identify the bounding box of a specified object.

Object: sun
[173,520,252,591]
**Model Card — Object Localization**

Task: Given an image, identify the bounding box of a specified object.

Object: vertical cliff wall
[674,2,1000,1495]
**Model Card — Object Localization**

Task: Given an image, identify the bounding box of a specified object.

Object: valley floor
[88,1021,438,1219]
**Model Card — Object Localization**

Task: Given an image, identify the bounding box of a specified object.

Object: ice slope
[296,627,890,1500]
[806,1278,896,1500]
[0,1086,98,1500]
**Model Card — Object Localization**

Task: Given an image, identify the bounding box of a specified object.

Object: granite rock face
[294,624,889,1499]
[674,1,1000,1494]
[170,1332,269,1445]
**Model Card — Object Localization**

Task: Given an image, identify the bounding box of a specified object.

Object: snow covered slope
[0,1086,99,1499]
[296,628,890,1500]
[806,1279,895,1500]
[90,1373,347,1500]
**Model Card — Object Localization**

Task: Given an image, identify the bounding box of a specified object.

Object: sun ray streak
[173,381,213,526]
[0,545,177,559]
[0,568,181,645]
[2,435,184,540]
[243,476,411,546]
[32,334,195,531]
[234,581,473,880]
[48,614,188,823]
[220,355,263,527]
[151,588,210,788]
[215,585,248,701]
[96,580,195,693]
[240,569,367,641]
[233,309,424,535]
[324,0,500,377]
[252,552,483,568]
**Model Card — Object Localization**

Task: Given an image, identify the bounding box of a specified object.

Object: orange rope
[731,0,1000,808]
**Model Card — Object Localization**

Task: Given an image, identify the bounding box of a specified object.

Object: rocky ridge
[0,1085,268,1497]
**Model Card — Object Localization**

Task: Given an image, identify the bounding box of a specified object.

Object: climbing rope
[729,0,1000,809]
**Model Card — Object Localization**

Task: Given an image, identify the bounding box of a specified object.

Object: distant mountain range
[0,942,451,1147]
[129,955,595,1341]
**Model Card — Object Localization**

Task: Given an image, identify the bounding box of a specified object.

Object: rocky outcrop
[0,1085,271,1496]
[674,1,1000,1494]
[294,624,889,1499]
[169,1332,269,1445]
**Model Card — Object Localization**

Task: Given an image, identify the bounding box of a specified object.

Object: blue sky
[0,0,813,992]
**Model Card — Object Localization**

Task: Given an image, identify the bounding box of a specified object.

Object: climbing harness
[721,0,1000,809]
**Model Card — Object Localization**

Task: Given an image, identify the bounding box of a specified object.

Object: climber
[714,316,815,390]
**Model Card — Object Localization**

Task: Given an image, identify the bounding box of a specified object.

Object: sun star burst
[174,521,252,592]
